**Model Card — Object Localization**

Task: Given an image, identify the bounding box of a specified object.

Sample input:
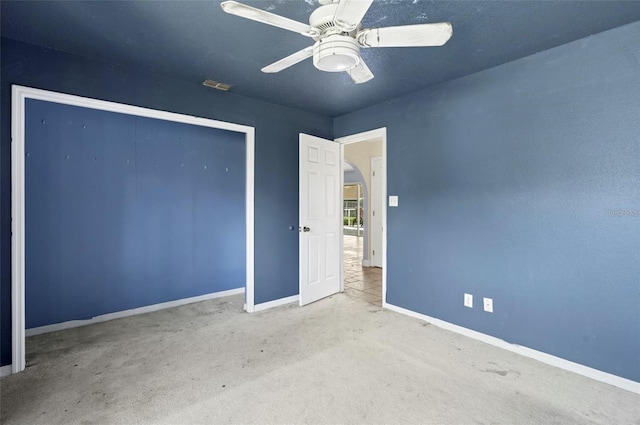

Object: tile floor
[343,234,382,306]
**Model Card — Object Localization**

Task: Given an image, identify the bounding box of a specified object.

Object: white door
[299,133,341,306]
[370,157,383,268]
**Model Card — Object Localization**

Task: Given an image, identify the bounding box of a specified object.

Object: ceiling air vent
[202,80,233,91]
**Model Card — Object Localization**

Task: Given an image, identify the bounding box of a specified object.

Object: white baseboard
[253,295,299,312]
[0,365,12,378]
[384,303,640,395]
[361,260,370,267]
[26,287,245,337]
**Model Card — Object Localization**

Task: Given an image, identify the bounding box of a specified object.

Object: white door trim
[335,128,387,305]
[10,85,256,375]
[370,156,383,268]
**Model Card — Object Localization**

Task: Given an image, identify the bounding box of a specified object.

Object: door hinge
[373,210,375,217]
[372,250,375,256]
[373,171,375,177]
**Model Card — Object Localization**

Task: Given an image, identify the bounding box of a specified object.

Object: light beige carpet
[1,293,638,424]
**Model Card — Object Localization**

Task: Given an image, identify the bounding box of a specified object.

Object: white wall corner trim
[361,260,371,267]
[11,84,256,375]
[25,288,245,337]
[253,295,299,312]
[0,365,13,378]
[384,303,640,395]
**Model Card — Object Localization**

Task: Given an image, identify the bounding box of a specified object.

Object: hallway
[343,235,382,306]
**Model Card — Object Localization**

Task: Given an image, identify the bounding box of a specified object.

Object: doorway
[337,129,387,307]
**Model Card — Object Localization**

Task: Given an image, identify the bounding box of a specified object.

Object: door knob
[299,226,311,232]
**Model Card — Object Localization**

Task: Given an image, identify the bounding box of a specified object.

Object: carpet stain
[484,369,509,376]
[483,368,522,378]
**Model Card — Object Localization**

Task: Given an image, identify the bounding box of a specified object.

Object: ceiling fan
[220,0,453,84]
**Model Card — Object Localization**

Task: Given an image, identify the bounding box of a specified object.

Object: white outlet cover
[483,297,493,313]
[464,293,473,308]
[389,196,398,207]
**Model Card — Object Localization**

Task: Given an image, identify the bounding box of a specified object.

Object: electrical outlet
[483,297,493,313]
[464,293,473,308]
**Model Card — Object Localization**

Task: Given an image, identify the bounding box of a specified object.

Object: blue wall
[335,22,640,381]
[25,99,245,328]
[0,38,333,366]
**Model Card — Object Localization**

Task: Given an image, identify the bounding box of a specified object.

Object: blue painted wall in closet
[25,99,246,328]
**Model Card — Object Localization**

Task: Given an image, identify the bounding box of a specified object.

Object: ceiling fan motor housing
[313,35,360,72]
[309,2,339,31]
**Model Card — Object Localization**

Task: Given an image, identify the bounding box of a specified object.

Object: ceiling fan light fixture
[313,35,360,72]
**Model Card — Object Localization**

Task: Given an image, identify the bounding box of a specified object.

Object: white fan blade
[262,46,314,73]
[221,1,316,37]
[347,59,374,84]
[357,22,453,47]
[333,0,374,32]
